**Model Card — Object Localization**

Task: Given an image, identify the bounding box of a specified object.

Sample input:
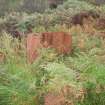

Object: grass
[0,25,105,105]
[1,0,105,104]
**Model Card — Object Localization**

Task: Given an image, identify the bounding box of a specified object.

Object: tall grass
[1,17,105,105]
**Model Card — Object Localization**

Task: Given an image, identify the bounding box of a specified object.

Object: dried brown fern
[44,85,86,105]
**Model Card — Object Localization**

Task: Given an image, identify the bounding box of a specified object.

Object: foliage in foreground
[0,29,105,105]
[0,0,105,105]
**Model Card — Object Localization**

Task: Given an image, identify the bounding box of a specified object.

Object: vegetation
[0,0,105,105]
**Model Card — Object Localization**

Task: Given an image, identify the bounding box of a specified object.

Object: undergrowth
[0,0,105,105]
[0,26,105,105]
